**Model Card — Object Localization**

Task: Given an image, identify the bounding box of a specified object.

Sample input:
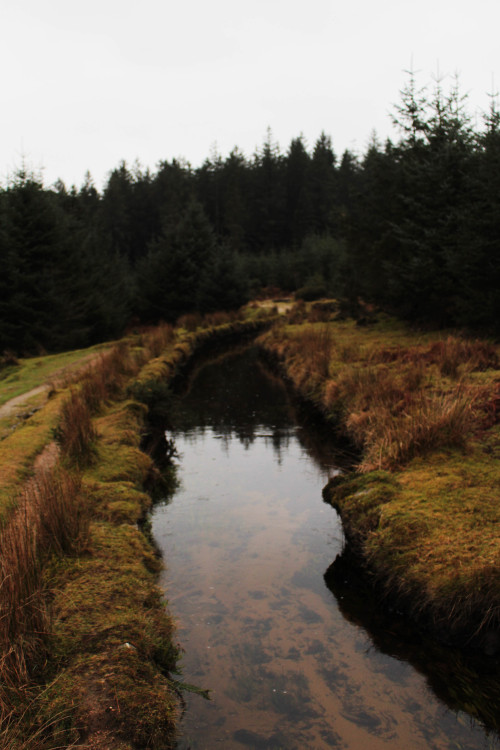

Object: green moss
[324,470,400,540]
[88,442,152,485]
[0,392,65,523]
[83,478,152,523]
[2,320,272,746]
[40,648,178,750]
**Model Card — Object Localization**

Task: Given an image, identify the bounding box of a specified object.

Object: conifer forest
[2,73,499,355]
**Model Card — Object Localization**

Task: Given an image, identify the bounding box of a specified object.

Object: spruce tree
[137,199,217,322]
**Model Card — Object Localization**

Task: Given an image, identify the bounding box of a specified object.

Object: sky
[1,0,499,190]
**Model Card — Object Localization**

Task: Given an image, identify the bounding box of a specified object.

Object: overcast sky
[2,0,498,190]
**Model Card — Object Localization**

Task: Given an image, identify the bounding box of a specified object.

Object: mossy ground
[0,343,110,407]
[261,303,500,647]
[0,314,270,748]
[0,394,65,523]
[0,335,181,748]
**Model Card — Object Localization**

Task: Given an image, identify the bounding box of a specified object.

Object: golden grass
[264,316,497,471]
[261,310,500,644]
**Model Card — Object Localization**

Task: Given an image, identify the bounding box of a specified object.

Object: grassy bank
[0,312,273,749]
[258,303,500,651]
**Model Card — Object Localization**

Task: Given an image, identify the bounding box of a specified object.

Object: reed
[0,468,85,725]
[202,310,237,327]
[176,312,203,331]
[295,325,334,379]
[140,323,175,359]
[429,336,498,377]
[358,388,475,471]
[55,342,143,468]
[56,389,98,467]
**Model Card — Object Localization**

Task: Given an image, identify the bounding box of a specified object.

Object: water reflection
[170,346,351,473]
[325,550,500,735]
[150,347,500,750]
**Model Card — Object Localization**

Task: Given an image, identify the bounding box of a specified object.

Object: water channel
[151,347,500,750]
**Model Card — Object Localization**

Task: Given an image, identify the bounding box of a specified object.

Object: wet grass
[260,304,500,648]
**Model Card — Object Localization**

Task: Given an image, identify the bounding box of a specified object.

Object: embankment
[0,314,273,750]
[257,311,500,655]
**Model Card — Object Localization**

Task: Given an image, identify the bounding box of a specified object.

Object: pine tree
[284,135,313,247]
[137,200,217,322]
[2,170,92,352]
[310,132,338,234]
[248,128,285,251]
[384,72,475,324]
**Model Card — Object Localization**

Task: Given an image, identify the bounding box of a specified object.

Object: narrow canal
[151,347,499,750]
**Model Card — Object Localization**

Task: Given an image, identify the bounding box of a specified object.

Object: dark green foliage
[2,71,500,352]
[0,169,132,354]
[295,274,328,301]
[0,171,92,352]
[336,70,500,333]
[137,199,217,322]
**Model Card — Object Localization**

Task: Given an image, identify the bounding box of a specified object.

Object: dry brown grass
[368,335,498,375]
[56,389,98,467]
[295,325,334,380]
[0,325,186,747]
[0,468,86,725]
[262,319,497,472]
[328,362,478,470]
[202,311,236,327]
[56,343,144,468]
[176,312,203,331]
[140,323,175,359]
[281,316,500,645]
[357,388,476,471]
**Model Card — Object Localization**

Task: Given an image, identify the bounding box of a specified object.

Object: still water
[151,348,499,750]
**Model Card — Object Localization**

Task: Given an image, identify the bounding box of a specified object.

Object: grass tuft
[55,389,98,468]
[0,467,86,724]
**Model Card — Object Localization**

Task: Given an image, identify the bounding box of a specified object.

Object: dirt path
[0,385,48,420]
[0,351,106,422]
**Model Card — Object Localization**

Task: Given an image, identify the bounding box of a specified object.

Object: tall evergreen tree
[310,132,338,234]
[137,199,217,322]
[283,136,312,247]
[2,171,92,352]
[248,128,285,251]
[384,73,475,324]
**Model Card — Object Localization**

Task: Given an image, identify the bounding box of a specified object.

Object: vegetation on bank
[1,297,499,744]
[259,303,500,651]
[0,313,271,750]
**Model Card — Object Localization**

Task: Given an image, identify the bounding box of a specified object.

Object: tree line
[1,71,499,355]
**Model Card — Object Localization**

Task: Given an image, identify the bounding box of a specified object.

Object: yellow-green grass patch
[0,342,110,407]
[0,393,65,523]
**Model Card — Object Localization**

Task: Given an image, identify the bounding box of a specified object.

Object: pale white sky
[1,0,498,189]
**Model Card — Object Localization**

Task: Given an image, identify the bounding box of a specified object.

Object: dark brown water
[151,348,500,750]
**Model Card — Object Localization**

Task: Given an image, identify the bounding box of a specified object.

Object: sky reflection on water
[151,348,500,750]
